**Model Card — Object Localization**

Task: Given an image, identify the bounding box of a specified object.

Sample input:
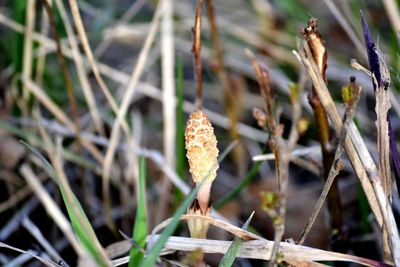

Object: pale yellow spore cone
[185,110,219,185]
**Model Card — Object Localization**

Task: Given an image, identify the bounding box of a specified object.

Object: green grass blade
[22,142,108,266]
[219,212,254,267]
[176,56,185,179]
[174,56,185,206]
[140,180,200,267]
[129,157,148,266]
[60,190,106,266]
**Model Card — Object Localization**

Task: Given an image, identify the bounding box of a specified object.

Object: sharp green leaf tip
[218,212,253,267]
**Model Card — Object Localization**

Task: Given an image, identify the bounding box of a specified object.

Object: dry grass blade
[151,214,259,241]
[113,213,389,267]
[67,0,121,115]
[66,2,136,219]
[158,0,176,222]
[111,235,387,267]
[94,0,147,57]
[54,0,104,136]
[101,0,164,229]
[66,0,136,168]
[149,236,388,267]
[43,0,83,152]
[0,13,268,143]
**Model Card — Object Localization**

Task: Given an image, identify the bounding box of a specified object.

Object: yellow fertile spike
[185,110,219,184]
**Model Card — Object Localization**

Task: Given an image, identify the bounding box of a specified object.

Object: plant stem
[302,18,343,247]
[193,0,203,110]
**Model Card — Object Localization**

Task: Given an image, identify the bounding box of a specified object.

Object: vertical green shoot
[129,156,148,267]
[174,57,185,205]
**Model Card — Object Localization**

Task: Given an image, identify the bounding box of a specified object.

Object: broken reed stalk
[361,15,393,261]
[298,42,400,266]
[376,80,393,262]
[205,0,246,176]
[42,0,82,154]
[299,77,361,245]
[352,59,393,263]
[301,18,343,246]
[193,0,203,110]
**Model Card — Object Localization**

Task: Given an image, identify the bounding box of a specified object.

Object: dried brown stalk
[193,0,203,110]
[375,80,392,198]
[142,214,387,267]
[374,57,393,263]
[301,18,343,244]
[42,0,82,154]
[299,78,362,245]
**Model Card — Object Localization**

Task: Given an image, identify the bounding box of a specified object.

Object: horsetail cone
[185,110,219,183]
[185,110,219,213]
